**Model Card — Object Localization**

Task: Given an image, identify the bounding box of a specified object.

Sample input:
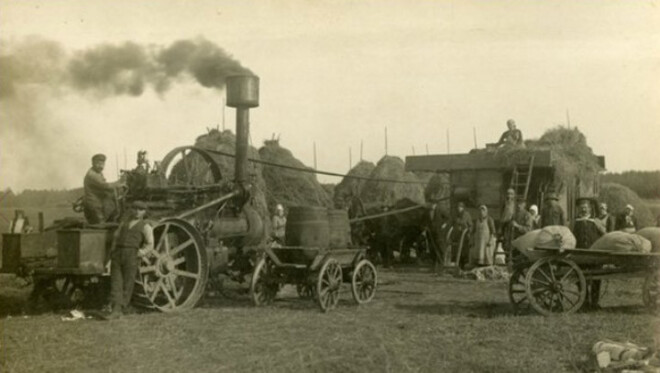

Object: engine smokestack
[226,75,259,202]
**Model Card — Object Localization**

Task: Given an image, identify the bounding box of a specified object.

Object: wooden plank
[533,246,660,257]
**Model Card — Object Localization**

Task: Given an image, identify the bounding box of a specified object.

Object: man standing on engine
[83,154,124,224]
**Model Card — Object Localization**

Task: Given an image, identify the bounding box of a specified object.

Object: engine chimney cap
[226,75,259,108]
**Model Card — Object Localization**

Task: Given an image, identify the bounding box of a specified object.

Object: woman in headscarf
[529,204,540,229]
[471,205,496,267]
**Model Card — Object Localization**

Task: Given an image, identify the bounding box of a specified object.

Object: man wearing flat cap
[540,192,566,227]
[511,197,534,240]
[108,200,154,318]
[83,153,125,224]
[616,204,638,233]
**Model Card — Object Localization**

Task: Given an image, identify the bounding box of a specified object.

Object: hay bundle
[424,173,450,203]
[193,129,270,223]
[359,156,425,206]
[259,140,332,212]
[599,182,655,228]
[493,127,603,194]
[333,161,376,207]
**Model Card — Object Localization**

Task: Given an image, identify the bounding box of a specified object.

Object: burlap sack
[590,231,652,253]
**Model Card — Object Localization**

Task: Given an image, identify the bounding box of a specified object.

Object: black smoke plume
[0,37,252,191]
[1,37,252,99]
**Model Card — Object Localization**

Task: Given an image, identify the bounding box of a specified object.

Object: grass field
[1,202,659,372]
[1,268,658,373]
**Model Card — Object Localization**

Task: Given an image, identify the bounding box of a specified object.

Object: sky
[1,0,659,191]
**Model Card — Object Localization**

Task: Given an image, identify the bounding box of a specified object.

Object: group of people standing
[433,186,642,274]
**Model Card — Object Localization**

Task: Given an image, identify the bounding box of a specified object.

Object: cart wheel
[317,258,343,312]
[508,266,530,313]
[642,269,660,313]
[525,257,586,316]
[351,260,377,304]
[250,256,279,306]
[296,283,315,300]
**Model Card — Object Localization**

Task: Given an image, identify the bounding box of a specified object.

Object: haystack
[599,182,655,228]
[359,156,425,206]
[259,140,332,212]
[333,161,376,207]
[424,173,450,203]
[193,129,270,224]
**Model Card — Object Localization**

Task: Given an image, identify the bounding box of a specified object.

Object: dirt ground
[0,267,658,373]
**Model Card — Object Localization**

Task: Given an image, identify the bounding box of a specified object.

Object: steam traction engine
[27,75,377,313]
[30,76,264,312]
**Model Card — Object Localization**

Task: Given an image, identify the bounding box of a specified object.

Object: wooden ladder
[510,154,535,200]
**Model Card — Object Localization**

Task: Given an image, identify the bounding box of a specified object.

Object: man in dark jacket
[596,202,616,233]
[572,198,605,310]
[495,119,524,147]
[511,198,534,239]
[83,154,124,224]
[449,202,472,267]
[573,199,604,248]
[108,201,153,318]
[427,202,450,275]
[540,193,565,227]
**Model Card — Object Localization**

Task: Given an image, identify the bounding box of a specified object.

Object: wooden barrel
[328,209,351,249]
[285,206,330,250]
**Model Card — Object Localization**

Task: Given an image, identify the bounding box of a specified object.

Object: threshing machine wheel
[508,266,530,313]
[136,218,209,312]
[316,258,342,312]
[524,257,586,316]
[250,256,279,306]
[160,146,223,187]
[351,259,377,305]
[642,269,660,313]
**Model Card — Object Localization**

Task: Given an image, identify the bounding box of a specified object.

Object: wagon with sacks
[250,206,377,312]
[508,226,660,316]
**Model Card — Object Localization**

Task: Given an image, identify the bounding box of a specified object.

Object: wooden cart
[249,246,377,312]
[508,247,660,316]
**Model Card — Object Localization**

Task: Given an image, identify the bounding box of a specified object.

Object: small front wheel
[316,258,342,312]
[351,260,377,304]
[250,256,279,306]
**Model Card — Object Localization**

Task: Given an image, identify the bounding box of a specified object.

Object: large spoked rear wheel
[250,256,279,306]
[317,258,342,312]
[137,219,209,312]
[642,269,660,313]
[525,257,586,316]
[351,260,377,304]
[508,266,530,313]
